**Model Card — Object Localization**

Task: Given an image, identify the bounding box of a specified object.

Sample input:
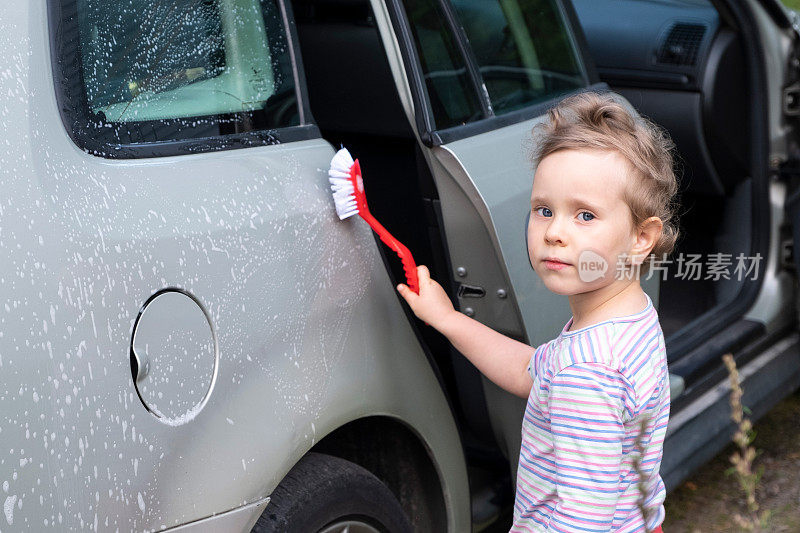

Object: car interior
[288,0,775,522]
[572,0,754,337]
[571,0,782,406]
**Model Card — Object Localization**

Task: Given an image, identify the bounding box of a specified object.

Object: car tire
[251,452,414,533]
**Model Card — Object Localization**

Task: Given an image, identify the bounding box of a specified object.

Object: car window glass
[401,0,484,130]
[70,0,298,146]
[451,0,585,115]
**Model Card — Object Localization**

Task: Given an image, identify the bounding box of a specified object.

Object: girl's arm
[397,265,534,398]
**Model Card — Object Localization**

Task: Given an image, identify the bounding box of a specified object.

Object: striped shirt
[512,293,669,532]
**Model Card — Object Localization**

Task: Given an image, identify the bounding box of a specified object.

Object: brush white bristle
[328,148,358,220]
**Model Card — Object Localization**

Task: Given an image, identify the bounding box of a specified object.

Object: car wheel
[252,452,413,533]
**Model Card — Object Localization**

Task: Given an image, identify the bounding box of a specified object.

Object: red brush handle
[360,211,420,294]
[351,160,420,295]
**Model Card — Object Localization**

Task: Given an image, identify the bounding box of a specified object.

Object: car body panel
[160,497,270,533]
[751,0,797,165]
[746,180,795,334]
[743,0,800,331]
[0,1,469,530]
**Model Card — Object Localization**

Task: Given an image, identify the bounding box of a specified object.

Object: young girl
[397,92,677,532]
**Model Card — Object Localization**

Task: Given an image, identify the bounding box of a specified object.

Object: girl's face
[527,149,639,295]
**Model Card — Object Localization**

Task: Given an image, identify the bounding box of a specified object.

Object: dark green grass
[664,390,800,532]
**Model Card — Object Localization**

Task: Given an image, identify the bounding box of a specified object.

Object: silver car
[2,0,800,531]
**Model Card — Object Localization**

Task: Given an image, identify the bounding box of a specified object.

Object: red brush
[328,148,419,294]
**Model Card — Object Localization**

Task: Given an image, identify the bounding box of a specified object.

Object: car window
[450,0,585,115]
[56,0,300,153]
[402,0,485,130]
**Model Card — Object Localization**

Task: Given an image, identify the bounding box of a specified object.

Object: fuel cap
[130,288,219,424]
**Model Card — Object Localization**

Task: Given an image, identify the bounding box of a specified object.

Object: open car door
[369,0,660,461]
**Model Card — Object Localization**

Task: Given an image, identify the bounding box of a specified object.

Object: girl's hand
[396,265,457,329]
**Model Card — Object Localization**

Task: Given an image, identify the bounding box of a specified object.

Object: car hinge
[784,11,800,117]
[784,80,800,117]
[781,236,794,271]
[776,158,800,182]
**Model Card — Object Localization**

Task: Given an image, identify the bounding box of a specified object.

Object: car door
[369,0,662,462]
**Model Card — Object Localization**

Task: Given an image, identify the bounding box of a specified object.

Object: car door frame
[379,0,602,149]
[369,0,637,468]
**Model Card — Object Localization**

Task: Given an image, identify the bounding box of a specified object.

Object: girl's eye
[578,211,595,222]
[535,207,552,217]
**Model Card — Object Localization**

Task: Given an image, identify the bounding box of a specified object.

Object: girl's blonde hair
[530,91,680,261]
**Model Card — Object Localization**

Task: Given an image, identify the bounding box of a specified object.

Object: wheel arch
[309,415,449,532]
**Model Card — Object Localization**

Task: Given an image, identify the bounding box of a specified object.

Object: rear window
[51,0,307,157]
